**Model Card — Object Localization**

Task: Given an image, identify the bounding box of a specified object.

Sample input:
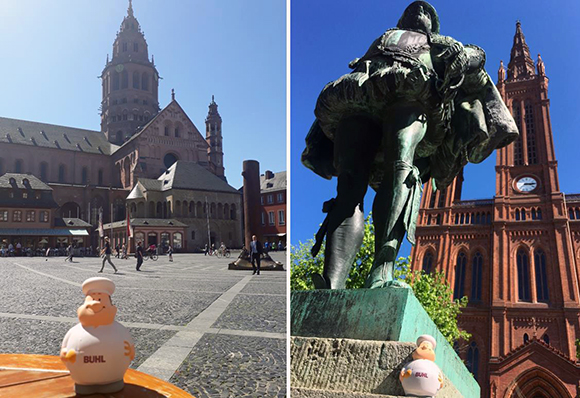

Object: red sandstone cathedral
[411,22,580,397]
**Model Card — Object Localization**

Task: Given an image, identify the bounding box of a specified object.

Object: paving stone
[212,295,286,333]
[170,334,286,398]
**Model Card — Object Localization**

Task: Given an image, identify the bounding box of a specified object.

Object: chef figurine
[399,334,443,397]
[60,277,135,395]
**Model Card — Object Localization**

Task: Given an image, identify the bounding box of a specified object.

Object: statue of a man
[302,1,518,289]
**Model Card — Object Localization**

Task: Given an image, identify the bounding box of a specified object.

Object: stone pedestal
[291,289,480,398]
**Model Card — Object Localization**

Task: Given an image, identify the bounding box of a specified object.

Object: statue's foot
[367,277,410,289]
[312,273,329,289]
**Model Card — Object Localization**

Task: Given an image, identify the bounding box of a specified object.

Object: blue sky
[0,0,286,190]
[291,0,580,257]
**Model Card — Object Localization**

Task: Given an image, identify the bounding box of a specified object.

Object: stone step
[291,387,404,398]
[291,336,463,398]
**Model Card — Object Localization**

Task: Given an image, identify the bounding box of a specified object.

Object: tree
[291,214,470,345]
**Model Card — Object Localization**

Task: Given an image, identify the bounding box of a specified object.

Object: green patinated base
[291,288,480,398]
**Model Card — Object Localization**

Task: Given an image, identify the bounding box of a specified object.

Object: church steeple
[100,0,160,144]
[506,21,536,81]
[205,96,225,180]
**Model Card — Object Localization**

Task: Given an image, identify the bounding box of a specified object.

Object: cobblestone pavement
[0,251,287,397]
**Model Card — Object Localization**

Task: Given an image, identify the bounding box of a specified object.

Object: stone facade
[0,3,234,250]
[411,22,580,398]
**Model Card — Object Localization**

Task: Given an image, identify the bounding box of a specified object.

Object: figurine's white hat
[417,334,436,349]
[82,277,115,296]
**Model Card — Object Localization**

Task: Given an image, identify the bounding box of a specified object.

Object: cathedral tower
[205,96,225,180]
[100,0,160,144]
[411,22,580,398]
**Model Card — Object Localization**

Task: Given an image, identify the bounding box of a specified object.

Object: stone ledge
[291,336,462,397]
[291,289,480,398]
[291,387,403,398]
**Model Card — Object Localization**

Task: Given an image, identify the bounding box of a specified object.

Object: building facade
[411,23,580,397]
[0,2,241,250]
[259,170,287,249]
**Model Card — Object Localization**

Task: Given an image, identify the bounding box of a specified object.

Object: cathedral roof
[260,170,286,193]
[0,173,52,190]
[0,117,117,155]
[159,161,239,194]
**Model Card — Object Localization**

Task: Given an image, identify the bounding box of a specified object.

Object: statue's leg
[315,115,381,289]
[366,107,427,288]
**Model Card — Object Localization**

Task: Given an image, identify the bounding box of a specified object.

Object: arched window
[537,208,542,220]
[471,252,483,301]
[132,71,140,89]
[428,191,436,208]
[475,213,481,224]
[175,127,180,138]
[542,334,550,345]
[98,169,104,186]
[112,72,120,90]
[191,230,195,240]
[466,342,479,381]
[570,208,575,220]
[121,70,128,89]
[81,167,88,184]
[453,252,467,300]
[486,212,492,224]
[531,208,537,220]
[454,214,459,224]
[576,208,580,220]
[521,209,527,221]
[422,251,434,274]
[436,214,441,225]
[40,162,48,181]
[230,204,236,220]
[525,101,537,164]
[437,189,446,207]
[523,333,529,344]
[163,153,178,169]
[15,159,23,173]
[534,249,549,302]
[513,102,523,165]
[517,249,531,301]
[515,209,520,220]
[141,72,149,91]
[58,164,66,183]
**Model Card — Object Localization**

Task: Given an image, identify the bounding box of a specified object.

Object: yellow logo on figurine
[399,335,443,397]
[60,277,135,395]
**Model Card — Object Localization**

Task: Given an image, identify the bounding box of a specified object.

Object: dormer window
[22,178,29,185]
[9,177,16,185]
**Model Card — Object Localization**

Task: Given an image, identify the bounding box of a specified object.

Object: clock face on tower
[515,176,538,193]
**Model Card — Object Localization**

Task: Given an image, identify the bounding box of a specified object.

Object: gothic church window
[81,167,88,184]
[133,43,138,52]
[133,71,140,89]
[453,252,467,300]
[58,164,66,183]
[525,101,537,164]
[428,191,436,208]
[142,73,149,91]
[437,189,446,207]
[15,159,23,173]
[471,252,483,301]
[164,127,169,136]
[466,342,479,381]
[513,103,523,165]
[523,333,529,343]
[98,169,103,186]
[122,42,127,52]
[40,162,48,181]
[121,71,128,89]
[113,72,120,90]
[542,334,550,345]
[534,249,549,302]
[517,249,531,301]
[175,127,179,138]
[422,251,433,274]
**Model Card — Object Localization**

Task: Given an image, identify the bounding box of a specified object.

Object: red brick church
[411,22,580,397]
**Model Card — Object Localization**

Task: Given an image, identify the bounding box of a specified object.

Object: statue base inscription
[291,289,480,398]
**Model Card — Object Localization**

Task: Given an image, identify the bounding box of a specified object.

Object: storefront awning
[0,229,89,236]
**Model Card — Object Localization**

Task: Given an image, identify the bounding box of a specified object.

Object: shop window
[173,232,182,249]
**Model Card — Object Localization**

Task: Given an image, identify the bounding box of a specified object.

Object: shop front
[103,218,187,254]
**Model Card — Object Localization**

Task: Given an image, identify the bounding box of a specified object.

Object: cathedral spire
[128,0,134,17]
[507,21,536,81]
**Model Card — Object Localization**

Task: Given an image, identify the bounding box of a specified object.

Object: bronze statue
[302,1,518,289]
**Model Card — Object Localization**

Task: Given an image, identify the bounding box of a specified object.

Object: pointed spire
[537,53,545,76]
[498,60,506,83]
[171,88,175,101]
[507,21,536,81]
[128,0,134,17]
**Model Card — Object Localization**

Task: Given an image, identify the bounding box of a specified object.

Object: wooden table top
[0,354,194,398]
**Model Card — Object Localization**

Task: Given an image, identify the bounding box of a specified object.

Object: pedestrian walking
[250,235,263,275]
[115,244,120,258]
[167,244,173,262]
[121,244,127,259]
[136,241,144,271]
[65,244,74,262]
[99,237,118,273]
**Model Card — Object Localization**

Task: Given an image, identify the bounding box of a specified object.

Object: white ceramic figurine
[400,334,443,397]
[60,277,135,395]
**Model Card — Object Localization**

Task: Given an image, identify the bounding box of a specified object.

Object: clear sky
[291,0,580,257]
[0,0,286,190]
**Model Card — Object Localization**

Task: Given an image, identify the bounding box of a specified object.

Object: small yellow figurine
[400,335,443,397]
[60,277,135,395]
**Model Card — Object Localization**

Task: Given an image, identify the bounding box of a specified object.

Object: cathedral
[0,2,242,251]
[411,22,580,397]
